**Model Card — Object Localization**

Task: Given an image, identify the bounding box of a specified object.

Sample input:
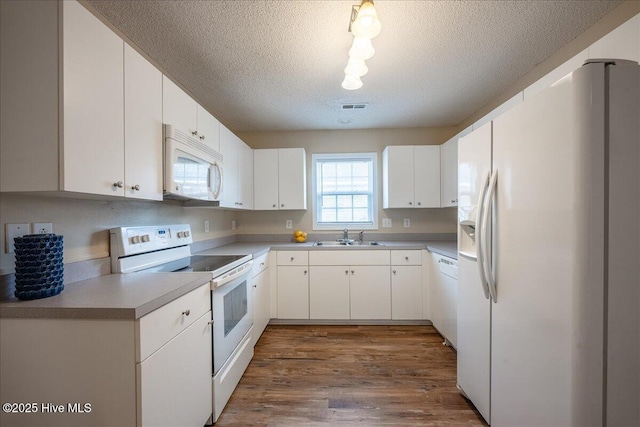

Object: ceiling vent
[340,103,368,110]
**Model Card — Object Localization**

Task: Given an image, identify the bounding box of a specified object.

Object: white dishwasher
[430,254,458,348]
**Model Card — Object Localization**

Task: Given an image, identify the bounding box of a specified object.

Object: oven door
[211,266,253,374]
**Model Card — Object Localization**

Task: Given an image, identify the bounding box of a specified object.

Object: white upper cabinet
[588,15,640,62]
[219,123,252,209]
[0,1,162,200]
[253,148,307,210]
[63,0,124,196]
[162,76,220,152]
[196,106,221,152]
[162,76,197,136]
[440,127,471,207]
[124,44,163,201]
[383,145,440,208]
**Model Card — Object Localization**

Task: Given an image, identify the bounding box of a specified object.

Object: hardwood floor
[216,325,487,426]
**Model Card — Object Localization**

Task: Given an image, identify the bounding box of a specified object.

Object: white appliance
[110,225,254,423]
[457,59,640,426]
[164,124,223,202]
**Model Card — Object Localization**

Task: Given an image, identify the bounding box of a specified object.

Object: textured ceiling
[86,1,621,132]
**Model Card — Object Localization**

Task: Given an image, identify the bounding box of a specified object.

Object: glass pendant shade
[349,37,375,60]
[344,58,368,77]
[342,75,363,90]
[351,2,381,39]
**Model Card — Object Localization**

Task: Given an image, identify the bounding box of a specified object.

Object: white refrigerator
[456,59,640,427]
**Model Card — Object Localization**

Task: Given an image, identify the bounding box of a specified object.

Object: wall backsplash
[0,193,237,274]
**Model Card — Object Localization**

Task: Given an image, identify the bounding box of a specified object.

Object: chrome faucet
[359,230,364,243]
[343,228,349,240]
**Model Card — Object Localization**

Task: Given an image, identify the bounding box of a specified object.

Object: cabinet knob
[260,262,265,267]
[393,270,397,274]
[405,256,409,261]
[351,270,355,274]
[182,309,191,316]
[408,202,413,205]
[273,204,276,208]
[281,204,284,207]
[304,270,307,275]
[290,257,294,261]
[253,284,257,288]
[451,199,457,203]
[113,181,124,188]
[132,184,140,191]
[417,202,421,206]
[208,320,214,325]
[191,131,198,136]
[199,135,205,140]
[345,270,349,275]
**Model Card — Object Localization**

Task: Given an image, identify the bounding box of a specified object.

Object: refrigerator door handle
[476,171,491,300]
[482,169,498,303]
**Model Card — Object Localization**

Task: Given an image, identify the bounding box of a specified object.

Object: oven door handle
[211,261,253,289]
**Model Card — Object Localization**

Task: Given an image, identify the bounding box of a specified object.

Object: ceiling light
[350,1,382,39]
[342,75,363,90]
[344,58,368,77]
[341,1,381,91]
[349,37,375,61]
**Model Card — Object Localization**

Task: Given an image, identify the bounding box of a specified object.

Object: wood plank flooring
[216,325,487,426]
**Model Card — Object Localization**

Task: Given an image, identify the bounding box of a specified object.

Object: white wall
[0,194,236,274]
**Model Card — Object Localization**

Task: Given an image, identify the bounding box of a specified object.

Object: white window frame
[311,152,378,231]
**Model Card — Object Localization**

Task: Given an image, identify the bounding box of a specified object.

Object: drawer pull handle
[182,310,191,316]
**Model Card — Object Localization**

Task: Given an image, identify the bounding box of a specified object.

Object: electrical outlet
[5,223,30,253]
[231,220,237,230]
[382,218,392,228]
[285,220,293,229]
[404,218,411,228]
[33,222,53,234]
[204,221,210,233]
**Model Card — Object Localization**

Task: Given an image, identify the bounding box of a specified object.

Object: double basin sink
[313,240,384,247]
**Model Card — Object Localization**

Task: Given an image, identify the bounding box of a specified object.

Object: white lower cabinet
[251,252,271,346]
[391,266,423,320]
[0,281,213,427]
[349,266,392,320]
[137,311,212,427]
[309,266,351,319]
[276,266,309,319]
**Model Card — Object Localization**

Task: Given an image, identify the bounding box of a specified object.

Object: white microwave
[164,124,223,202]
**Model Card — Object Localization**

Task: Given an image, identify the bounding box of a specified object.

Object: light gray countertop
[0,272,212,320]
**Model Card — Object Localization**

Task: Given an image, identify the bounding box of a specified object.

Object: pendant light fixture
[341,0,381,91]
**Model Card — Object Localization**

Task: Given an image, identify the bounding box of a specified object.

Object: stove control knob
[141,235,150,242]
[184,231,190,237]
[177,231,184,238]
[131,235,140,244]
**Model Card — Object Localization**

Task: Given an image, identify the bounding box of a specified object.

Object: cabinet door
[219,124,239,208]
[414,145,441,208]
[138,311,212,427]
[196,105,220,152]
[254,149,279,210]
[238,140,254,210]
[309,266,350,319]
[350,266,391,319]
[440,138,458,207]
[383,146,414,208]
[278,148,307,210]
[428,254,444,333]
[162,76,197,135]
[251,269,270,346]
[124,44,163,201]
[276,266,309,319]
[62,0,124,196]
[391,266,423,320]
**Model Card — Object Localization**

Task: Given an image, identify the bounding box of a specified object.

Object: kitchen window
[312,153,378,230]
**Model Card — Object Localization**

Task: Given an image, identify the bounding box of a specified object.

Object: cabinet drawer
[137,282,211,362]
[252,252,270,277]
[391,250,422,265]
[309,250,390,266]
[276,251,308,266]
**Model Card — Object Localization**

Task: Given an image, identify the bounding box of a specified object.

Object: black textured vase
[13,234,64,300]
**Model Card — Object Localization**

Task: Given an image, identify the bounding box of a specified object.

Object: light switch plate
[5,223,30,253]
[382,218,392,228]
[204,221,210,233]
[285,220,293,229]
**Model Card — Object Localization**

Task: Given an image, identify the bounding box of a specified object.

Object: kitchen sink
[313,241,384,246]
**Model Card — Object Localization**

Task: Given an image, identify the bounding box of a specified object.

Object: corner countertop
[0,272,212,320]
[195,240,457,259]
